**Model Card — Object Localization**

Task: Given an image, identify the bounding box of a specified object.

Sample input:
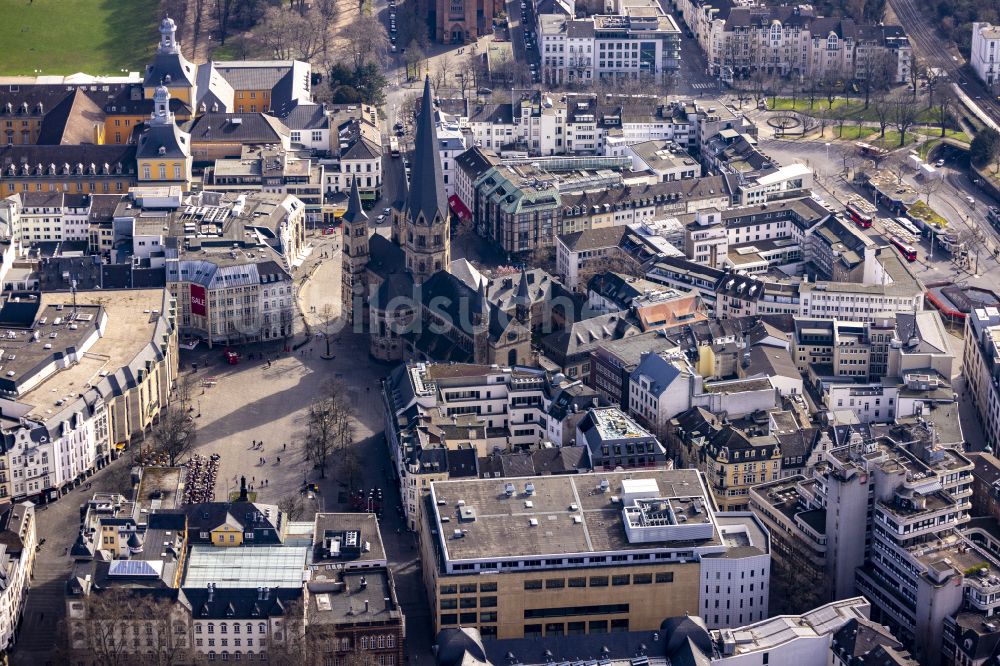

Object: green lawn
[871,130,921,149]
[767,96,939,124]
[830,124,876,141]
[914,127,971,144]
[0,0,158,75]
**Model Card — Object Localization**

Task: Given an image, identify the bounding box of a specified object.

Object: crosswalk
[690,82,717,90]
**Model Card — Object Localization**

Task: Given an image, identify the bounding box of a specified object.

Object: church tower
[514,267,531,324]
[402,77,451,285]
[472,278,490,364]
[341,177,370,327]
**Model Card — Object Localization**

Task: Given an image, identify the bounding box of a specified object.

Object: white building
[0,502,35,653]
[6,192,97,243]
[972,22,1000,92]
[965,307,1000,452]
[0,289,176,502]
[539,5,682,86]
[436,112,468,198]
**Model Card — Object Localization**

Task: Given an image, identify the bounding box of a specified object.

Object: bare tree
[873,89,892,138]
[256,6,327,61]
[150,405,196,466]
[919,172,943,205]
[908,57,925,102]
[925,66,944,110]
[304,379,356,477]
[434,52,454,94]
[822,68,841,110]
[890,91,919,147]
[278,494,307,520]
[343,15,389,69]
[304,398,336,478]
[934,91,954,138]
[72,589,192,666]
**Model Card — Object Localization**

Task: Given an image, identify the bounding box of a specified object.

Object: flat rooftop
[135,466,185,516]
[430,469,722,563]
[591,407,651,440]
[184,545,308,588]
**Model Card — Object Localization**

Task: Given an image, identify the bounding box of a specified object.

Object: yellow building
[211,521,244,547]
[702,427,783,511]
[103,88,193,145]
[135,87,192,189]
[213,61,312,113]
[143,18,197,104]
[0,143,137,196]
[419,469,772,638]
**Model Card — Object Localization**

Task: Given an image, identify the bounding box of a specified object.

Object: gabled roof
[185,113,289,144]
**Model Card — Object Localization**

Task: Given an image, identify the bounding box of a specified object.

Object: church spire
[406,76,448,225]
[342,176,368,225]
[515,267,530,323]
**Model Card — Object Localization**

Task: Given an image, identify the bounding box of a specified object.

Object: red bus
[891,236,917,262]
[846,203,873,228]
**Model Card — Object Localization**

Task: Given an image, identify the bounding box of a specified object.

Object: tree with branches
[150,404,196,466]
[934,90,954,138]
[873,89,892,138]
[304,379,355,477]
[71,589,192,666]
[890,91,919,147]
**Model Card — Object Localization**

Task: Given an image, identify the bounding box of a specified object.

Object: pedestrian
[263,458,266,465]
[283,443,287,451]
[277,456,281,464]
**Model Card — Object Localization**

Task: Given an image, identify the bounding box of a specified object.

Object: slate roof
[144,52,197,89]
[180,586,301,620]
[542,312,640,362]
[213,61,298,91]
[136,122,189,160]
[276,102,329,131]
[367,234,407,281]
[559,225,628,252]
[407,77,449,224]
[0,144,137,176]
[341,176,367,225]
[185,113,289,144]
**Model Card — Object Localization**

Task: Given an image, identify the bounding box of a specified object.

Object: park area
[0,0,159,75]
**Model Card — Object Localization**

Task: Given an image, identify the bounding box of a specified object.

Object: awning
[448,194,471,221]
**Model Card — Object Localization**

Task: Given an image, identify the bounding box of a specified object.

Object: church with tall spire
[347,77,533,366]
[401,77,451,285]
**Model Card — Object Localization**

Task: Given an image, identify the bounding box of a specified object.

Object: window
[633,573,652,585]
[656,572,674,583]
[589,576,608,587]
[612,575,630,586]
[545,579,564,589]
[524,580,543,590]
[568,577,586,588]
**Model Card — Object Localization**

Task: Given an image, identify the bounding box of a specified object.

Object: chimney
[360,576,368,590]
[208,583,214,602]
[364,599,370,613]
[257,586,264,600]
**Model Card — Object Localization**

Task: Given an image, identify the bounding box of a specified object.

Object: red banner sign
[190,284,207,317]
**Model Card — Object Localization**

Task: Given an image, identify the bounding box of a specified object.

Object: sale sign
[190,284,207,317]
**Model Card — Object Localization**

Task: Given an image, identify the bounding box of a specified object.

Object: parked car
[935,159,945,167]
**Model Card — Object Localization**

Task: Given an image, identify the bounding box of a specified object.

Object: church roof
[406,77,448,224]
[341,176,368,225]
